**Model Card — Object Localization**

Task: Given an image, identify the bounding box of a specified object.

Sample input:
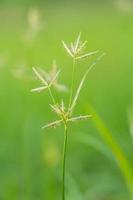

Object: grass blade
[70,53,105,114]
[85,103,133,200]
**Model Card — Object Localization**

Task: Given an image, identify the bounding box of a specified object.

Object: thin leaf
[86,103,133,198]
[70,53,105,114]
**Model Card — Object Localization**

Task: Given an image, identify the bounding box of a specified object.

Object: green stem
[48,86,56,105]
[62,125,68,200]
[69,58,76,108]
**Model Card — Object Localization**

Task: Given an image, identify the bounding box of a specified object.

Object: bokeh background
[0,0,133,199]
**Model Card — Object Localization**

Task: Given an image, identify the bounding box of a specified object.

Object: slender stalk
[69,58,76,108]
[62,124,68,200]
[48,86,56,105]
[52,86,60,105]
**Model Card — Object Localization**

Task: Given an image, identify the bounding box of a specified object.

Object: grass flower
[62,33,98,60]
[62,33,98,109]
[31,61,67,93]
[42,101,91,129]
[31,33,104,200]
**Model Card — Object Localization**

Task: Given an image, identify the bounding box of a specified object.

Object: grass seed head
[31,62,67,93]
[62,33,98,60]
[31,34,104,130]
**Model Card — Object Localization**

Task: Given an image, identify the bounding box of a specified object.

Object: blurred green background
[0,0,133,199]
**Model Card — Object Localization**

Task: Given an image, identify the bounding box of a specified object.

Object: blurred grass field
[0,0,133,199]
